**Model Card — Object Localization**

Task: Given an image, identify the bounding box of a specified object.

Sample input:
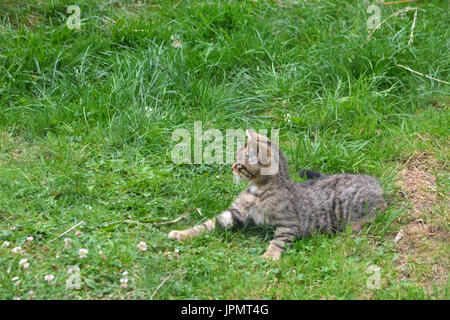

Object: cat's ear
[246,129,272,165]
[246,129,258,141]
[246,129,270,143]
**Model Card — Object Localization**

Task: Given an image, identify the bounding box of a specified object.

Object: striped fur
[168,130,386,260]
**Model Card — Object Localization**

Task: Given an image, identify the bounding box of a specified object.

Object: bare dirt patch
[393,152,449,295]
[397,156,437,213]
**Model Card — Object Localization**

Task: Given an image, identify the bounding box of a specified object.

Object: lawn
[0,0,448,299]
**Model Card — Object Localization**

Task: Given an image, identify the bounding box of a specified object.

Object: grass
[0,0,448,299]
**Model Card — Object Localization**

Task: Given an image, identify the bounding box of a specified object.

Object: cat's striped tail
[299,170,326,180]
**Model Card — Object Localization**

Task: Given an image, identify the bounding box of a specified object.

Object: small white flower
[19,258,28,265]
[79,248,88,258]
[122,271,128,276]
[12,246,22,254]
[137,241,147,252]
[174,248,180,253]
[44,274,54,282]
[63,237,71,249]
[13,296,21,300]
[23,263,30,269]
[28,291,35,299]
[120,278,128,288]
[170,34,182,48]
[27,236,34,242]
[284,112,291,123]
[12,276,19,281]
[2,241,10,247]
[10,226,16,231]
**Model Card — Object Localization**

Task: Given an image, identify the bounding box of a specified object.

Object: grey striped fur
[168,130,386,260]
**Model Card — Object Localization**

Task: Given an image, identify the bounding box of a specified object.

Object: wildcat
[168,130,386,260]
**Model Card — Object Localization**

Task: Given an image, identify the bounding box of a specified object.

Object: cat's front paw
[168,230,189,241]
[261,249,281,261]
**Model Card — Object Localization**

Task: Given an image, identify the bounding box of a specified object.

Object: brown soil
[393,152,449,295]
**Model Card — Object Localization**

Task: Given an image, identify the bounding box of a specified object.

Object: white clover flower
[284,112,291,123]
[12,276,19,282]
[79,248,88,258]
[144,107,153,118]
[174,248,180,253]
[19,258,28,265]
[2,241,10,247]
[28,291,35,299]
[44,274,54,282]
[23,262,30,269]
[12,246,22,254]
[13,296,21,300]
[172,41,180,47]
[10,226,16,231]
[63,237,71,249]
[137,241,147,252]
[27,236,34,242]
[171,34,182,48]
[120,278,128,288]
[122,271,128,276]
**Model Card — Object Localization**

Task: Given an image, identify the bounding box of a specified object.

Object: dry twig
[173,0,183,9]
[102,208,199,228]
[384,0,416,5]
[367,6,419,42]
[408,8,418,46]
[48,220,85,243]
[150,275,171,300]
[396,64,450,85]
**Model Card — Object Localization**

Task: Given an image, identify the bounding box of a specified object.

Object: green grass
[0,0,448,299]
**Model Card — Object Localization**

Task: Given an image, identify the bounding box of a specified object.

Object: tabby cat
[168,130,386,260]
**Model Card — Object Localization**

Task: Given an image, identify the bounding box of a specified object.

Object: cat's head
[232,129,289,185]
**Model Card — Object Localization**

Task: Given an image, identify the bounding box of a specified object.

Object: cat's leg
[167,218,216,241]
[168,207,247,241]
[350,197,385,232]
[351,214,375,232]
[262,227,296,261]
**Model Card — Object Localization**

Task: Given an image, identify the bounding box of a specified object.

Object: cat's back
[293,173,386,233]
[296,173,385,207]
[298,173,383,194]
